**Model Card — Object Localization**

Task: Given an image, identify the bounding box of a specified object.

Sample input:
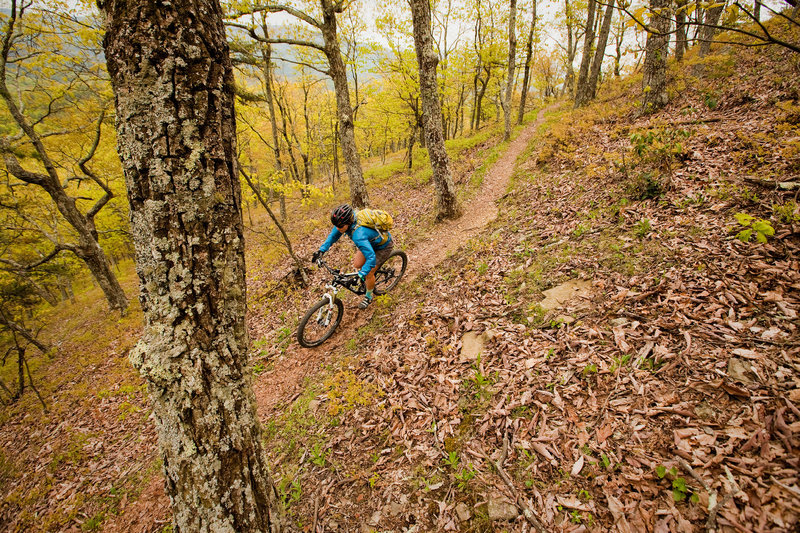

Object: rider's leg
[353,251,377,292]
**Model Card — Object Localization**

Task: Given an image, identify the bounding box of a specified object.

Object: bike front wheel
[297,297,344,348]
[374,250,408,295]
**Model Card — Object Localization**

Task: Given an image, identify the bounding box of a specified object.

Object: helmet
[330,204,354,227]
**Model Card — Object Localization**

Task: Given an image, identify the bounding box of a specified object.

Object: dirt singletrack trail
[252,106,553,415]
[404,106,551,281]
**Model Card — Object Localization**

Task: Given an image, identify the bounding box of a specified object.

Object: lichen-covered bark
[642,0,671,113]
[100,1,282,531]
[409,0,460,220]
[321,0,369,208]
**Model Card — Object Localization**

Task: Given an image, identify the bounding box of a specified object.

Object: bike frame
[312,260,365,324]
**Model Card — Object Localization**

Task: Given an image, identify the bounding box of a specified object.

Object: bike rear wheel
[374,250,408,295]
[297,297,344,348]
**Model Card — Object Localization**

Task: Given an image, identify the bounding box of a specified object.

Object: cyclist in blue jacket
[311,204,394,309]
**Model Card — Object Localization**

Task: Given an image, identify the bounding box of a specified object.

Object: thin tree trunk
[240,169,308,285]
[321,0,368,207]
[517,0,536,124]
[676,0,688,61]
[754,0,761,21]
[101,1,283,531]
[502,0,517,140]
[574,0,597,107]
[586,0,615,100]
[642,0,671,112]
[699,2,725,56]
[259,23,287,219]
[409,0,461,220]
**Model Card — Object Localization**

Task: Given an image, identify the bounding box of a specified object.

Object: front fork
[315,285,338,326]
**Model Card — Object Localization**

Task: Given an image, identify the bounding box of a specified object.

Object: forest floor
[2,19,800,533]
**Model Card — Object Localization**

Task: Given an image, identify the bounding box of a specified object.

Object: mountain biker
[311,204,394,309]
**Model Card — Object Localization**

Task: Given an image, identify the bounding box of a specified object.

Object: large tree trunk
[586,0,615,100]
[642,0,671,112]
[517,0,537,124]
[574,0,597,107]
[409,0,461,220]
[321,0,369,208]
[101,1,283,531]
[699,1,725,57]
[502,0,517,141]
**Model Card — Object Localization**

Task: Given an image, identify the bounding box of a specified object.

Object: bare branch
[229,4,322,29]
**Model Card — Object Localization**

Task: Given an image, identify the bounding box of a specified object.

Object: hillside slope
[2,23,800,533]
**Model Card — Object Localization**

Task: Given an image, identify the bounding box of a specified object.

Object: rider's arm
[319,227,343,253]
[352,229,377,278]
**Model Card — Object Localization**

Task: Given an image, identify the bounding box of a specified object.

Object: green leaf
[673,488,687,502]
[734,212,754,226]
[736,229,753,242]
[690,493,700,504]
[672,477,687,492]
[752,220,775,236]
[655,465,667,479]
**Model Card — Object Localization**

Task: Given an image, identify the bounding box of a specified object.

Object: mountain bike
[296,250,408,348]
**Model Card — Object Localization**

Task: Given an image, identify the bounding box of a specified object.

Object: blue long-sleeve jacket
[319,224,392,279]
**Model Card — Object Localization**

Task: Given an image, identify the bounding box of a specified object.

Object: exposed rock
[461,331,492,361]
[455,502,471,522]
[539,279,592,311]
[487,492,518,521]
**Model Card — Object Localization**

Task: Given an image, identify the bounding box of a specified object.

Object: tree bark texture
[517,0,536,124]
[586,0,615,101]
[321,0,369,208]
[100,1,283,531]
[574,0,597,107]
[502,0,517,141]
[699,2,725,57]
[675,0,688,61]
[409,0,460,220]
[641,0,671,113]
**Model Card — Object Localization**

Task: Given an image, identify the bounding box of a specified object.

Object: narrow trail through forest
[252,105,553,416]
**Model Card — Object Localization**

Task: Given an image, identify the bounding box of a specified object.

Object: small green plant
[252,362,266,376]
[702,90,719,110]
[610,354,632,372]
[573,222,591,237]
[310,442,327,467]
[734,213,775,243]
[582,363,598,377]
[454,463,476,490]
[578,489,592,501]
[600,452,612,470]
[656,465,700,503]
[277,478,302,509]
[773,200,800,223]
[81,513,105,531]
[443,451,460,470]
[476,261,489,275]
[369,472,380,488]
[634,218,652,238]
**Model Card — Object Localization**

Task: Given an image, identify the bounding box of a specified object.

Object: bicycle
[296,250,408,348]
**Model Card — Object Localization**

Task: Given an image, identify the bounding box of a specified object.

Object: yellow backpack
[355,208,393,245]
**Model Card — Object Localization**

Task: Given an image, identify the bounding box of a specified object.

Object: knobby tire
[297,297,344,348]
[374,250,408,295]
